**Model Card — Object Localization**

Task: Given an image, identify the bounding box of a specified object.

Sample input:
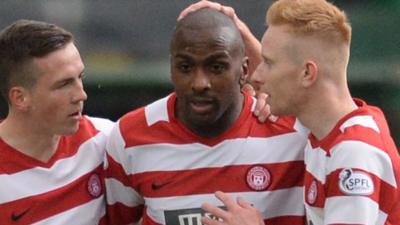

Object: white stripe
[325,196,379,225]
[305,142,327,183]
[144,187,304,224]
[114,133,305,174]
[340,115,380,133]
[327,140,397,187]
[377,210,388,225]
[0,133,106,203]
[105,178,144,206]
[106,121,130,174]
[305,205,324,225]
[145,95,170,126]
[32,196,105,225]
[86,116,115,135]
[294,118,310,136]
[250,96,256,112]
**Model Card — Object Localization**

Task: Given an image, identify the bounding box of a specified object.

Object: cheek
[171,75,187,91]
[216,76,240,93]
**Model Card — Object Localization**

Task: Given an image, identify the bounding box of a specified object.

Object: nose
[72,80,88,103]
[249,64,264,91]
[191,69,211,92]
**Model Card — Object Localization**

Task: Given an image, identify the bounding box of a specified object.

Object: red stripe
[304,171,326,207]
[0,165,105,224]
[0,117,99,174]
[105,152,132,187]
[126,161,304,197]
[107,202,143,225]
[264,215,305,225]
[98,216,109,225]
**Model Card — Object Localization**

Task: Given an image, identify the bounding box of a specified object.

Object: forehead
[261,25,300,58]
[262,26,290,50]
[32,42,84,79]
[172,27,238,58]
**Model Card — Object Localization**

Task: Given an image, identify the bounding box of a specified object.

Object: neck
[0,114,60,162]
[297,86,357,140]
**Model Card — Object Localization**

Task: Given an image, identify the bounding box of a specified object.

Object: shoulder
[118,94,172,133]
[83,116,115,135]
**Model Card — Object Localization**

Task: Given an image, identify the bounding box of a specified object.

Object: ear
[302,61,318,88]
[239,56,249,87]
[8,86,30,111]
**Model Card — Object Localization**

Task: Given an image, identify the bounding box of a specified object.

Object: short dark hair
[0,19,73,102]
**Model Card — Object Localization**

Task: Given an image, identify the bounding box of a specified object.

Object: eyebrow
[173,51,231,60]
[52,69,85,87]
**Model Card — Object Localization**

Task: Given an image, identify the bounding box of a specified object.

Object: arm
[104,121,144,225]
[201,191,264,225]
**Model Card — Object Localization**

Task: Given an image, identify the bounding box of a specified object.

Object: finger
[220,6,236,19]
[254,93,268,116]
[201,216,223,225]
[268,115,278,122]
[202,202,230,221]
[178,0,222,20]
[257,104,271,123]
[214,191,239,211]
[236,196,253,209]
[242,83,256,97]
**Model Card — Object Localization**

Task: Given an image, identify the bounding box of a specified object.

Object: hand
[201,191,264,225]
[178,0,222,20]
[254,92,277,123]
[243,84,277,123]
[178,0,262,75]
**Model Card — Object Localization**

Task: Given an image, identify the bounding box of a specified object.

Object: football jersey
[304,99,400,225]
[0,116,114,225]
[105,92,309,225]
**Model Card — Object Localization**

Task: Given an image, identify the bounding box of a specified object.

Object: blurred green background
[0,0,399,147]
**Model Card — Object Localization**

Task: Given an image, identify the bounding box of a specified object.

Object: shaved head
[171,8,244,56]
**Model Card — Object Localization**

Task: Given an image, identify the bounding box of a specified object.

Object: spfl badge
[339,168,374,196]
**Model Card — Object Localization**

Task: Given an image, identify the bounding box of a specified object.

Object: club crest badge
[339,168,374,195]
[87,173,102,198]
[246,166,271,191]
[307,180,318,205]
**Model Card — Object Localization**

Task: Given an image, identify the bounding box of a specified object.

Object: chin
[61,125,80,136]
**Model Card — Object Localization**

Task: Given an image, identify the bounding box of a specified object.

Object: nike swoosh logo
[151,181,171,190]
[11,208,30,221]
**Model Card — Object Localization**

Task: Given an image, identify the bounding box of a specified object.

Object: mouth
[68,111,82,120]
[189,97,214,114]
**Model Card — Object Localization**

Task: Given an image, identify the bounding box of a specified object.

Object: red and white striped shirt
[105,92,309,225]
[0,116,113,225]
[304,99,400,225]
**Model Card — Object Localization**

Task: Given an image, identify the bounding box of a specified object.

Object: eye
[209,63,227,74]
[55,79,72,89]
[176,62,192,73]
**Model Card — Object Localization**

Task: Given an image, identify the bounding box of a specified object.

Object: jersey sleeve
[104,120,144,225]
[323,140,398,225]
